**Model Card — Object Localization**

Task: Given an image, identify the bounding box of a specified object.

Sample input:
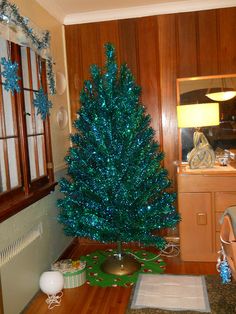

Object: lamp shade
[205,91,236,101]
[177,103,220,128]
[39,271,64,295]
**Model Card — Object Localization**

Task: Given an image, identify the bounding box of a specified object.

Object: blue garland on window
[0,0,50,51]
[0,57,20,94]
[0,0,56,95]
[33,87,52,120]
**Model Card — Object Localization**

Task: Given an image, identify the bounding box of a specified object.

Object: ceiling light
[205,90,236,101]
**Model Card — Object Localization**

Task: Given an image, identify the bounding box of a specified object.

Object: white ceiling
[35,0,236,25]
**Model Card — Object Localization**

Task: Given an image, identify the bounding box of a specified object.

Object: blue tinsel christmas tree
[58,44,180,249]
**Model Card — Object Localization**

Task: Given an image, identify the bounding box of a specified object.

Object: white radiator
[0,223,43,314]
[0,223,42,267]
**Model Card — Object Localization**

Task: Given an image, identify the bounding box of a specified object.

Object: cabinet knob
[197,212,207,225]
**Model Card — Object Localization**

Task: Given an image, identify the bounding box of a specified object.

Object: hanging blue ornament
[220,259,231,284]
[217,247,231,284]
[33,86,52,120]
[0,57,21,94]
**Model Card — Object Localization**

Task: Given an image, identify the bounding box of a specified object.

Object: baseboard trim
[78,237,102,245]
[58,238,79,259]
[78,238,144,247]
[61,237,180,252]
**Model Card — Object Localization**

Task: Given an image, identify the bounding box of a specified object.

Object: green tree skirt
[80,248,165,287]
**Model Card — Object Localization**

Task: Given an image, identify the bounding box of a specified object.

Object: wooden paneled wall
[65,7,236,191]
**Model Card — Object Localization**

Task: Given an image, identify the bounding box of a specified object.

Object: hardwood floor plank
[23,243,218,314]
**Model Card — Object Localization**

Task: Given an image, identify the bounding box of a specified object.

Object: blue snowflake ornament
[0,57,21,94]
[33,87,52,120]
[217,246,232,284]
[220,259,231,284]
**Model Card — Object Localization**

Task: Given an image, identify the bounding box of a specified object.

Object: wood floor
[24,241,219,314]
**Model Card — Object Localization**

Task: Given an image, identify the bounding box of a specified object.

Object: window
[0,39,56,222]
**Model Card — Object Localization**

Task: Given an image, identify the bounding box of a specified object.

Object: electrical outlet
[164,236,180,244]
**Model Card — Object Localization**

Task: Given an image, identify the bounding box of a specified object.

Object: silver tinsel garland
[0,0,56,95]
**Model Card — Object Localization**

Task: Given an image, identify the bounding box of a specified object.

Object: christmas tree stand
[101,242,141,275]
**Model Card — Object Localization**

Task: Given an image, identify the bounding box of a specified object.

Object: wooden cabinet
[177,164,236,261]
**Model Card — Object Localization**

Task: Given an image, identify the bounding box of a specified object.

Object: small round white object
[56,72,67,95]
[39,271,64,295]
[56,106,68,129]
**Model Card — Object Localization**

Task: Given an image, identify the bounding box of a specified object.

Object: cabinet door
[215,192,236,253]
[215,192,236,212]
[179,192,214,261]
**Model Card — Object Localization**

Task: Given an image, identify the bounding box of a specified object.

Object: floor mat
[131,274,210,312]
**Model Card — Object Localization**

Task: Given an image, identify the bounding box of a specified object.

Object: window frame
[0,42,56,222]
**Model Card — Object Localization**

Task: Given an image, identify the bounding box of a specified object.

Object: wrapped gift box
[51,259,86,288]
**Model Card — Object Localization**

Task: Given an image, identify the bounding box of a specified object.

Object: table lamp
[177,103,220,169]
[39,271,64,309]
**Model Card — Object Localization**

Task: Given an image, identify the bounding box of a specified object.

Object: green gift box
[63,267,86,288]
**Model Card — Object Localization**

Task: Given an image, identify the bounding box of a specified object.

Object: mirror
[177,74,236,162]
